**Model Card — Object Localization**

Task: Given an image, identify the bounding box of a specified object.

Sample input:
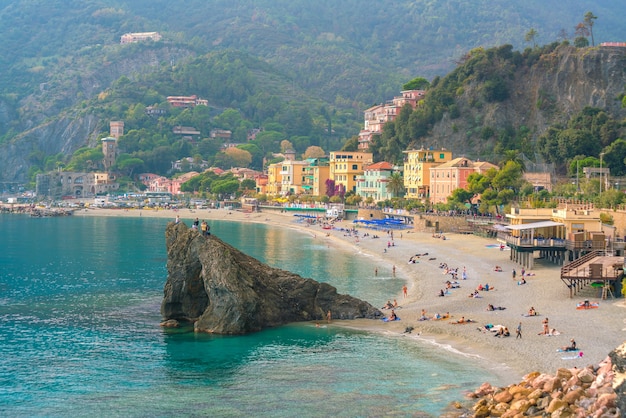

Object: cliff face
[161,223,382,334]
[0,46,193,183]
[429,45,626,156]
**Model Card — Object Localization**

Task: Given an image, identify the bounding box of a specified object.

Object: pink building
[358,90,425,150]
[429,157,498,204]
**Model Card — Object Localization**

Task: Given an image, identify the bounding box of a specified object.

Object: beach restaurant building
[500,206,606,269]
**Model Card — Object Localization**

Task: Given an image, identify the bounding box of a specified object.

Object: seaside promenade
[71,206,626,381]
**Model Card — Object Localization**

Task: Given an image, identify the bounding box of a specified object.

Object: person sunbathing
[528,307,537,316]
[561,339,577,351]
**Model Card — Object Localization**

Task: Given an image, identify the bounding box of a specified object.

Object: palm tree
[386,172,405,198]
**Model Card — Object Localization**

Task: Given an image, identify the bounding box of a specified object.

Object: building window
[352,164,358,170]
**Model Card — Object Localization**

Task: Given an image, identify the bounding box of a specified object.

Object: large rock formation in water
[161,222,382,334]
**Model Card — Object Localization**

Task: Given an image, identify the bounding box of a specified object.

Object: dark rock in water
[161,222,382,334]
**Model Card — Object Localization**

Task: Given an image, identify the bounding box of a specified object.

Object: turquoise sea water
[0,214,505,417]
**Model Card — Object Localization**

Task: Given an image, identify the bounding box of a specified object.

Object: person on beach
[392,265,396,275]
[393,299,398,308]
[175,215,180,224]
[193,218,199,230]
[402,284,408,298]
[516,322,522,339]
[326,310,332,323]
[541,317,549,335]
[528,307,537,316]
[561,339,577,351]
[388,309,397,321]
[512,269,516,279]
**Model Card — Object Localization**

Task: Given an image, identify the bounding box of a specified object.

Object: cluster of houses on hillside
[36,85,555,204]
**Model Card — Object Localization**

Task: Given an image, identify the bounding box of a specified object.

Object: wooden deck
[560,251,623,298]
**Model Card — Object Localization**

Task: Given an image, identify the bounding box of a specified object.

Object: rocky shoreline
[441,342,626,417]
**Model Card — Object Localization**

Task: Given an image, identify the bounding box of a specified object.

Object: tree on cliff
[574,22,590,47]
[584,11,597,46]
[525,28,538,48]
[403,77,430,91]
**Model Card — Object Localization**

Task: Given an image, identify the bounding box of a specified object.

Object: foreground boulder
[161,222,382,334]
[449,342,626,417]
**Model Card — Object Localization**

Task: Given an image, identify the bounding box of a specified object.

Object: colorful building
[329,151,373,194]
[429,157,498,204]
[278,160,310,195]
[302,158,330,197]
[403,148,453,200]
[358,90,425,150]
[355,162,399,202]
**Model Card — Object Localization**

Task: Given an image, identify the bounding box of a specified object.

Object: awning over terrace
[505,221,564,231]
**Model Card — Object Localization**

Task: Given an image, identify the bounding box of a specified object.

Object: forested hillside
[0,0,625,185]
[363,43,626,177]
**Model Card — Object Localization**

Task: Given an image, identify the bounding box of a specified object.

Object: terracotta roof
[365,161,394,171]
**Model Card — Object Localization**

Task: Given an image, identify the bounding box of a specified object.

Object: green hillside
[0,0,625,184]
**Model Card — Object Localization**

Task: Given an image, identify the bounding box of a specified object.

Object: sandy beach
[72,206,626,382]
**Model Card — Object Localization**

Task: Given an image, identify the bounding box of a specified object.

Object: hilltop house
[120,32,162,44]
[358,90,425,150]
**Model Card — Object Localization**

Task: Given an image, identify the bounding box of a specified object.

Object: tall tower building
[110,121,124,139]
[102,137,117,171]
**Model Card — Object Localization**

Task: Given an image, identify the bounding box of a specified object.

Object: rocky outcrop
[428,45,626,157]
[161,222,382,334]
[451,342,626,417]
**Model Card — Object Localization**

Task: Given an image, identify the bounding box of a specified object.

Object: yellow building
[403,148,453,199]
[302,159,330,197]
[279,160,310,195]
[329,151,373,193]
[265,163,282,196]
